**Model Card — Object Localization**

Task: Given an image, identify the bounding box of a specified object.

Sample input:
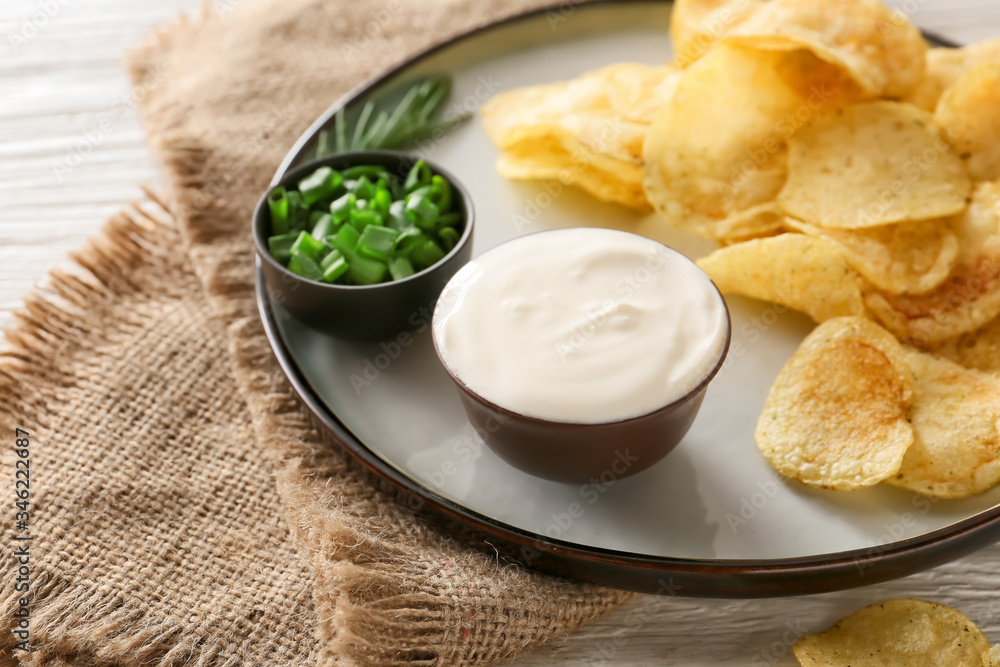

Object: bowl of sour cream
[431,227,731,484]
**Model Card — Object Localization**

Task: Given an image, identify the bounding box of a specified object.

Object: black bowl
[253,151,474,341]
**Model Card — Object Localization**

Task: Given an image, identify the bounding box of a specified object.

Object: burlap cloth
[0,1,634,665]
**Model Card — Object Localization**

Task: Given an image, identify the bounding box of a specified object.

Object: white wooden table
[1,1,997,664]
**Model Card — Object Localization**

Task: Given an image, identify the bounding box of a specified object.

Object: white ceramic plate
[257,0,1000,595]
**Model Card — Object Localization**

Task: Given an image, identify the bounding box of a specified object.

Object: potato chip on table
[643,43,857,240]
[777,101,971,229]
[697,234,865,322]
[935,63,1000,181]
[783,216,958,295]
[670,0,763,67]
[755,317,914,490]
[887,347,1000,499]
[866,181,1000,344]
[480,63,678,209]
[794,599,996,666]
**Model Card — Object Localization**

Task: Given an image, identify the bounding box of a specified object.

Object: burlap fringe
[0,201,235,667]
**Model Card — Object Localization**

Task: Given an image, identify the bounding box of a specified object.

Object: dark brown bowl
[253,151,474,341]
[431,246,732,485]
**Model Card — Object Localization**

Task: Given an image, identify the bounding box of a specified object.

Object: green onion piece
[406,184,432,200]
[334,107,347,153]
[437,212,462,228]
[286,191,309,232]
[288,248,324,281]
[349,207,382,232]
[393,228,427,256]
[331,224,361,256]
[404,160,432,193]
[311,213,337,239]
[430,175,452,212]
[357,225,399,262]
[320,247,345,271]
[267,232,299,264]
[438,226,460,252]
[389,256,415,281]
[315,130,331,158]
[405,194,440,230]
[298,166,343,205]
[347,253,388,285]
[343,165,388,180]
[268,186,290,234]
[352,101,376,150]
[351,175,376,201]
[330,192,357,224]
[410,239,446,269]
[290,231,327,262]
[372,188,392,218]
[387,200,409,231]
[309,210,326,226]
[322,254,349,283]
[355,199,368,209]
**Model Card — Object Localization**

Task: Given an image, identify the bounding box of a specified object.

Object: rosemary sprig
[314,75,470,157]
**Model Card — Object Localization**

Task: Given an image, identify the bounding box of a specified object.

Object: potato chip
[778,101,971,229]
[931,316,1000,373]
[643,43,855,239]
[697,234,866,322]
[905,38,1000,111]
[481,63,679,209]
[865,181,1000,344]
[783,217,958,295]
[496,137,648,210]
[723,0,927,98]
[794,599,996,667]
[715,203,786,244]
[935,63,1000,181]
[884,348,1000,498]
[670,0,762,67]
[756,317,913,490]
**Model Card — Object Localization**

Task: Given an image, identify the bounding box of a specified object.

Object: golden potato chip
[496,137,648,210]
[481,63,679,163]
[756,317,913,490]
[865,181,1000,344]
[723,0,927,98]
[643,44,856,239]
[778,101,971,229]
[905,38,1000,111]
[670,0,762,67]
[697,234,865,322]
[715,203,786,244]
[783,217,958,295]
[935,63,1000,181]
[794,599,995,667]
[885,348,1000,498]
[931,315,1000,373]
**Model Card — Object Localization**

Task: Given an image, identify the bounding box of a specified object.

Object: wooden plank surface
[1,1,997,665]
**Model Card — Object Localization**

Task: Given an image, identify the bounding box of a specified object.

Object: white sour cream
[432,228,729,424]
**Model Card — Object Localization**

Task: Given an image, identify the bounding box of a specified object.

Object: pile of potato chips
[794,599,998,666]
[481,0,1000,498]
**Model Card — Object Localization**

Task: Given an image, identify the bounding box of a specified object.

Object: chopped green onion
[438,226,460,252]
[331,224,361,256]
[349,207,382,232]
[311,213,337,239]
[437,212,462,227]
[288,248,324,281]
[387,200,409,231]
[343,165,388,180]
[404,160,432,193]
[298,166,343,205]
[330,192,357,224]
[351,175,376,201]
[347,253,388,285]
[286,191,309,232]
[322,255,349,283]
[268,186,290,234]
[430,175,452,212]
[410,239,446,269]
[372,188,392,218]
[389,256,415,281]
[405,194,440,230]
[393,227,427,256]
[357,225,399,262]
[267,232,299,264]
[290,231,327,262]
